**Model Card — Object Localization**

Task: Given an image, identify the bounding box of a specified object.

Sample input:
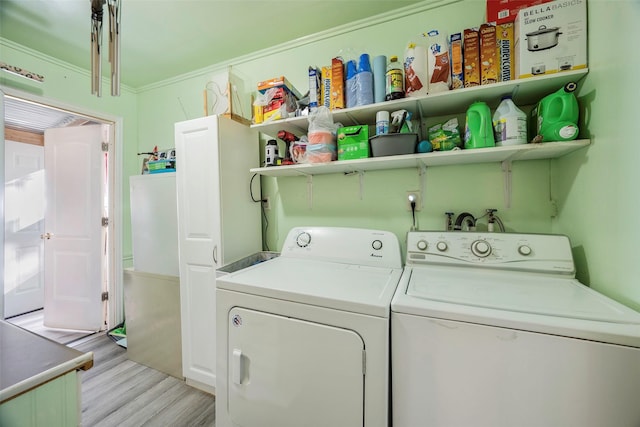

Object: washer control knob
[518,245,532,256]
[295,232,312,248]
[471,240,491,257]
[436,241,448,252]
[416,240,428,251]
[372,239,383,250]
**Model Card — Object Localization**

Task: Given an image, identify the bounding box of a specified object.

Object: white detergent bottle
[493,95,527,146]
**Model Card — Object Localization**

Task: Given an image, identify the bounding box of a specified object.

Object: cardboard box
[257,75,303,99]
[321,66,332,108]
[463,28,480,88]
[450,33,464,90]
[308,67,322,111]
[496,22,515,81]
[480,23,499,85]
[337,125,369,160]
[486,0,553,24]
[330,57,345,110]
[515,0,588,79]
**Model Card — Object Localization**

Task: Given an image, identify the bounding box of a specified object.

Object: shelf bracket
[501,159,513,208]
[418,163,427,202]
[306,174,313,210]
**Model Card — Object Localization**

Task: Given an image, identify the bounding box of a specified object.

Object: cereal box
[330,57,345,110]
[496,23,515,81]
[450,33,464,90]
[463,28,480,88]
[321,66,332,108]
[480,23,498,85]
[308,66,321,111]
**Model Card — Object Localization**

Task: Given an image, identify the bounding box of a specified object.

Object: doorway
[1,89,124,340]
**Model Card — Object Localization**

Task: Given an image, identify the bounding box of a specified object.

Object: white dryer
[216,226,403,427]
[392,231,640,427]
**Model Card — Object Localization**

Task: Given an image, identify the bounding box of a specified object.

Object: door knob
[40,232,53,240]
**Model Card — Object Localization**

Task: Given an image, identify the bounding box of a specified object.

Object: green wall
[3,0,640,312]
[137,0,553,251]
[553,0,640,309]
[0,40,139,262]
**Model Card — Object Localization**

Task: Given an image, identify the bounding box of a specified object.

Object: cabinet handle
[232,348,243,385]
[213,245,218,264]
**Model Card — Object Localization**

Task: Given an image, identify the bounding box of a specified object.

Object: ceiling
[1,0,425,89]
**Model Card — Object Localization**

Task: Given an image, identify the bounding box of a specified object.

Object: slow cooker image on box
[526,25,562,51]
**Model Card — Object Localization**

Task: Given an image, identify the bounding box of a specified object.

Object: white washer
[392,231,640,427]
[216,226,403,427]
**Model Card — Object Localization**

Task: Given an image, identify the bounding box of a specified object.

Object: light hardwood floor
[70,334,216,426]
[6,309,93,344]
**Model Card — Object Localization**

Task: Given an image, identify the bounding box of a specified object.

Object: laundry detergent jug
[465,101,495,149]
[531,82,579,143]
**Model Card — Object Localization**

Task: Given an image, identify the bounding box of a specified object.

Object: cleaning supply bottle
[404,38,429,97]
[531,82,579,142]
[493,95,527,146]
[385,56,405,101]
[464,101,495,149]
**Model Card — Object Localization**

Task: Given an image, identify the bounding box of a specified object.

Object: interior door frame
[0,86,124,330]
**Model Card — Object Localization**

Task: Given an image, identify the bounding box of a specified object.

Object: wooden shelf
[250,69,589,138]
[250,140,590,177]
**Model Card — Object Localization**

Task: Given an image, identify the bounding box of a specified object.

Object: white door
[175,117,221,386]
[4,140,45,317]
[42,125,105,331]
[227,307,365,427]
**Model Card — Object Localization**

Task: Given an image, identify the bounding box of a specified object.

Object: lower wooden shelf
[250,139,591,177]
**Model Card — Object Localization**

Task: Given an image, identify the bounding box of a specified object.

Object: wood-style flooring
[70,333,216,426]
[6,309,93,344]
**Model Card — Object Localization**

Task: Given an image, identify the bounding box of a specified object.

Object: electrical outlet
[406,191,421,211]
[262,197,271,210]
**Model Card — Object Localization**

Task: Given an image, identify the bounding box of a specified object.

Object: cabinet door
[175,116,222,386]
[227,307,365,427]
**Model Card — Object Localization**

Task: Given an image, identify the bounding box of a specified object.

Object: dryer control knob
[518,245,532,256]
[471,239,491,257]
[372,240,383,250]
[296,232,312,248]
[416,240,428,251]
[436,241,448,252]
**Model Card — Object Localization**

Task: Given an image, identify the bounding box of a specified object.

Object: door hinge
[101,291,109,301]
[101,142,109,152]
[102,217,109,227]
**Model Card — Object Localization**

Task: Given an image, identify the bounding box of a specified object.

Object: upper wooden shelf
[250,69,589,138]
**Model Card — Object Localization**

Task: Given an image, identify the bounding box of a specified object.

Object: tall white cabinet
[175,115,262,393]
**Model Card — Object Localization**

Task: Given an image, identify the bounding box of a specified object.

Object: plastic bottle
[385,56,405,101]
[404,39,429,97]
[493,95,527,146]
[531,82,579,142]
[464,101,495,149]
[356,53,374,106]
[376,111,390,135]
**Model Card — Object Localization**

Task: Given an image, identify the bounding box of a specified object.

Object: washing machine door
[227,307,365,427]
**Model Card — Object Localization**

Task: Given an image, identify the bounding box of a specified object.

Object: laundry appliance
[392,231,640,427]
[216,226,403,427]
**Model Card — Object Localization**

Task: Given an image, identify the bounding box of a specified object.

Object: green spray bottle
[531,82,579,143]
